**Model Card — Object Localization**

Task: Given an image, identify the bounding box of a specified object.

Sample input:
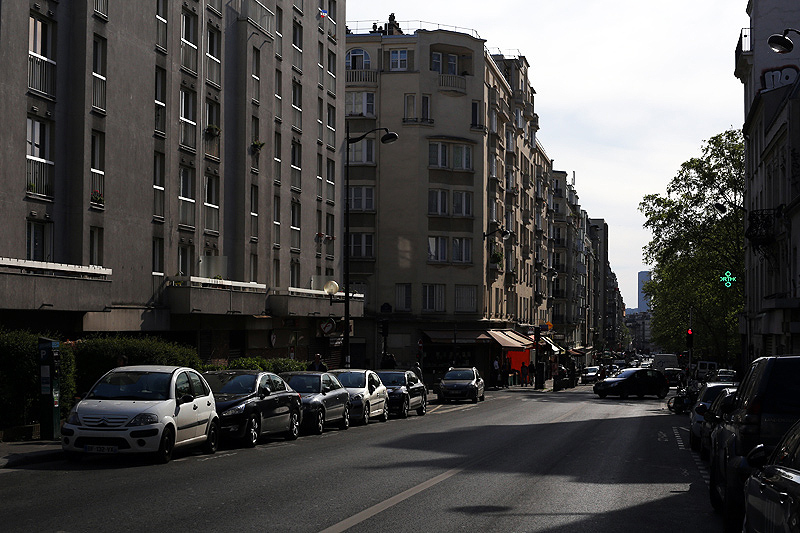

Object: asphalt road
[0,385,723,532]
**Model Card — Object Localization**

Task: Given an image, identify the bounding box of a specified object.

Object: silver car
[329,369,389,424]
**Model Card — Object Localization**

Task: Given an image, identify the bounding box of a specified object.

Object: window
[178,167,195,227]
[92,36,107,111]
[26,117,53,197]
[452,238,472,263]
[206,28,221,86]
[89,226,104,266]
[273,131,281,182]
[396,284,411,311]
[290,141,302,189]
[290,202,301,249]
[252,48,261,102]
[422,284,445,312]
[446,54,457,75]
[327,0,337,23]
[421,95,430,122]
[292,21,303,71]
[290,260,300,287]
[27,220,52,262]
[404,94,416,120]
[28,16,55,96]
[90,131,105,205]
[325,213,335,256]
[453,191,472,216]
[156,0,168,50]
[273,196,281,246]
[180,10,198,73]
[153,151,165,218]
[155,67,166,133]
[428,190,447,215]
[250,185,259,239]
[471,101,481,128]
[204,175,219,232]
[250,253,258,283]
[326,104,336,146]
[345,48,370,70]
[326,158,336,202]
[275,7,283,54]
[350,233,373,258]
[455,285,477,312]
[431,52,441,73]
[453,144,472,170]
[427,236,447,262]
[152,237,164,274]
[179,88,197,148]
[349,138,374,164]
[390,49,407,71]
[345,91,374,116]
[178,244,194,276]
[349,186,374,211]
[205,100,221,158]
[428,142,447,168]
[291,81,302,130]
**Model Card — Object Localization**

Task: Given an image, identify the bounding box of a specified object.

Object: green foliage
[226,357,306,373]
[0,329,76,428]
[638,129,744,366]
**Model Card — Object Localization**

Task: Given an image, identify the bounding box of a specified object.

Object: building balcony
[345,69,378,86]
[167,276,268,315]
[26,157,54,199]
[265,286,363,318]
[28,53,56,98]
[438,74,466,95]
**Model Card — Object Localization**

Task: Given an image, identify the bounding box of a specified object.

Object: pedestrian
[503,357,511,388]
[492,356,500,389]
[412,361,423,381]
[521,361,529,387]
[307,353,328,371]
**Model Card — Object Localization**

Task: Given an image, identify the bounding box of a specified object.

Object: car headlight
[222,403,246,417]
[127,413,159,426]
[66,409,80,425]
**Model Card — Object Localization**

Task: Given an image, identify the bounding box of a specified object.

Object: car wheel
[156,426,175,464]
[243,414,260,448]
[202,419,219,454]
[362,403,370,425]
[285,410,300,440]
[399,396,409,418]
[313,410,325,435]
[379,402,389,422]
[339,404,350,430]
[417,395,427,416]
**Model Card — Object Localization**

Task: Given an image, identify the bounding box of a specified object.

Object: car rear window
[762,358,800,414]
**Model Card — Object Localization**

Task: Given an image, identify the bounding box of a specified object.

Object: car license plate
[84,445,118,454]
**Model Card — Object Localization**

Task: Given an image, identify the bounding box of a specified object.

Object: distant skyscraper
[638,271,651,311]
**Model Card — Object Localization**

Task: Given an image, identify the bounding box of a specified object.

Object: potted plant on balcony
[205,124,221,137]
[489,249,503,264]
[90,190,104,205]
[251,139,265,153]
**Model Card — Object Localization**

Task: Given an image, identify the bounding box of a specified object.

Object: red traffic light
[687,328,693,335]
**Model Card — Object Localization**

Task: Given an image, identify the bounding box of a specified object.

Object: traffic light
[686,328,694,348]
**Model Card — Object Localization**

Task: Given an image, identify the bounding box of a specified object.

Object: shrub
[226,357,306,374]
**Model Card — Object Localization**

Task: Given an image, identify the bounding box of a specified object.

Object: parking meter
[38,337,61,439]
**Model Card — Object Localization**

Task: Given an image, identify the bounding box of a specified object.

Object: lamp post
[343,123,398,368]
[768,28,800,53]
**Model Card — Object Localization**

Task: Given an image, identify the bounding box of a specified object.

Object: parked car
[593,368,669,399]
[280,371,350,434]
[580,366,600,384]
[329,369,389,424]
[688,382,736,452]
[708,356,800,531]
[706,368,737,383]
[438,367,485,403]
[662,367,686,388]
[377,370,427,417]
[61,365,219,463]
[203,370,302,446]
[742,419,800,533]
[697,386,737,461]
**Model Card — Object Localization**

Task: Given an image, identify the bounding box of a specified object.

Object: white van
[696,360,718,379]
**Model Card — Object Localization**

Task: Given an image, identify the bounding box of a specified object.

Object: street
[0,385,722,532]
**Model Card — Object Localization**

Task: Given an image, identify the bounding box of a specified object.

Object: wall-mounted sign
[321,319,336,335]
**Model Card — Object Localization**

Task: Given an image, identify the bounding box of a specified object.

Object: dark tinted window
[763,358,800,414]
[377,372,405,386]
[269,373,287,391]
[736,359,767,410]
[188,371,209,397]
[175,372,191,397]
[286,374,321,393]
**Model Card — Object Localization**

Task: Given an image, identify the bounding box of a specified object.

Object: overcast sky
[345,0,750,308]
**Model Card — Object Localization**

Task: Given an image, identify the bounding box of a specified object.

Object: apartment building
[734,0,800,363]
[3,0,353,362]
[344,16,564,379]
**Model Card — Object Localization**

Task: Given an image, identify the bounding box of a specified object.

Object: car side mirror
[259,386,271,397]
[746,443,769,470]
[178,394,193,405]
[719,394,736,414]
[695,404,708,416]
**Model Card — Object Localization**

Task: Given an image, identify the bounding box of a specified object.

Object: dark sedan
[377,370,427,418]
[593,368,669,399]
[743,419,800,532]
[280,371,350,434]
[438,367,485,403]
[204,370,302,447]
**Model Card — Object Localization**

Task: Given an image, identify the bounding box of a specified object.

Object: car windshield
[204,374,257,395]
[87,371,171,401]
[334,372,366,388]
[583,367,598,374]
[286,374,321,393]
[700,385,727,403]
[614,369,639,379]
[444,370,474,380]
[377,372,405,386]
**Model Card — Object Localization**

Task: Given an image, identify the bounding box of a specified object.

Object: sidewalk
[0,439,62,468]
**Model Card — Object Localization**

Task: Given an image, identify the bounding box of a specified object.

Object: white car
[329,369,389,424]
[61,365,219,463]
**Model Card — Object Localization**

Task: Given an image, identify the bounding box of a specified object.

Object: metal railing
[94,0,108,17]
[156,16,167,50]
[246,0,274,35]
[204,203,219,232]
[181,40,198,73]
[178,198,195,227]
[26,157,54,198]
[180,120,197,149]
[206,54,221,86]
[28,53,56,97]
[90,168,105,205]
[92,72,106,112]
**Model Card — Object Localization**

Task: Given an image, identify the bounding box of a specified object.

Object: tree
[638,129,744,367]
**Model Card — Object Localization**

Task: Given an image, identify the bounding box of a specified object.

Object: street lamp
[768,28,800,53]
[343,124,398,368]
[482,226,512,240]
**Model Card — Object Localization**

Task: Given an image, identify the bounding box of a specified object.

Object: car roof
[114,365,183,373]
[203,369,263,375]
[282,370,325,375]
[329,369,369,374]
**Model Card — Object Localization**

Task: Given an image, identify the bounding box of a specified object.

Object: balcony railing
[204,133,220,159]
[92,72,106,112]
[438,74,466,94]
[180,120,197,149]
[156,16,168,50]
[291,165,301,189]
[345,69,377,84]
[292,46,303,72]
[292,106,302,131]
[246,0,275,35]
[206,54,221,86]
[178,198,195,227]
[204,203,219,232]
[181,41,198,73]
[291,227,300,249]
[94,0,108,17]
[26,156,54,198]
[28,53,56,97]
[326,71,336,95]
[155,102,166,134]
[90,168,105,206]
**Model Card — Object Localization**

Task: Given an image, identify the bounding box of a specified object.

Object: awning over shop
[486,329,535,349]
[422,330,493,344]
[541,336,563,353]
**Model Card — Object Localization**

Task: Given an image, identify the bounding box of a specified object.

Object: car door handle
[193,404,199,410]
[779,492,793,506]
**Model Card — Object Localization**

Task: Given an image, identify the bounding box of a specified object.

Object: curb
[1,444,64,469]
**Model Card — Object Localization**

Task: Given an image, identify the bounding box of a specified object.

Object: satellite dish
[323,280,340,295]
